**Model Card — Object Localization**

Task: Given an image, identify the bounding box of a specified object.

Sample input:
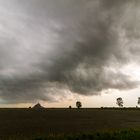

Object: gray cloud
[0,0,139,103]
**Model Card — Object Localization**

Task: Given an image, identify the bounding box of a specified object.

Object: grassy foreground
[1,129,140,140]
[1,108,140,139]
[33,129,140,140]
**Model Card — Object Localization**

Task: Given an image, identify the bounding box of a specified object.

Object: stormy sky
[0,0,140,106]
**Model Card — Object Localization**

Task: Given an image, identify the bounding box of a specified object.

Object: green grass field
[1,108,140,139]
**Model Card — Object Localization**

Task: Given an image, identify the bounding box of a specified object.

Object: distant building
[32,103,44,109]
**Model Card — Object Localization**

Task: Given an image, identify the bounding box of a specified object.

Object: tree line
[74,97,140,109]
[116,97,140,108]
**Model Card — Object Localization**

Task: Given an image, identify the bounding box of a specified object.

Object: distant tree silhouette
[116,97,123,107]
[138,97,140,106]
[69,106,72,109]
[76,101,82,109]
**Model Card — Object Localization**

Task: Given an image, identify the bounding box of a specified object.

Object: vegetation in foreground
[1,129,140,140]
[33,129,140,140]
[1,108,140,139]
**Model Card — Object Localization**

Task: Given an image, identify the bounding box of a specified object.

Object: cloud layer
[0,0,140,103]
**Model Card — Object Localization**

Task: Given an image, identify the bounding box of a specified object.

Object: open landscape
[0,0,140,139]
[1,108,140,139]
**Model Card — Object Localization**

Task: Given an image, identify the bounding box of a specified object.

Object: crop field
[1,108,140,139]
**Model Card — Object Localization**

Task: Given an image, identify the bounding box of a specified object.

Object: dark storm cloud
[0,0,139,103]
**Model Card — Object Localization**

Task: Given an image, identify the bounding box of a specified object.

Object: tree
[69,106,72,109]
[138,97,140,105]
[76,101,82,109]
[116,97,123,107]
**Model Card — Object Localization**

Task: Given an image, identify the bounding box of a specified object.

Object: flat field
[0,108,140,138]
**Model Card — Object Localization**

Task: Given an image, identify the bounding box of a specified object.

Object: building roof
[32,103,44,109]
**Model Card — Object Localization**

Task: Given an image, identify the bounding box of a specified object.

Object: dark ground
[0,108,140,138]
